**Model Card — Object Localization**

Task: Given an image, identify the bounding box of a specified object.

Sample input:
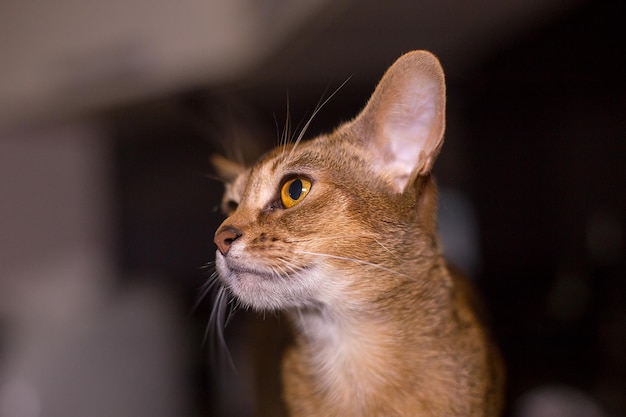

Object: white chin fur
[215,251,321,311]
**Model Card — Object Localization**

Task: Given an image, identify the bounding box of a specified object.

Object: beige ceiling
[0,0,582,127]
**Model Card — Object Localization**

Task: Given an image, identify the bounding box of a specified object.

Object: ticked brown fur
[213,51,504,416]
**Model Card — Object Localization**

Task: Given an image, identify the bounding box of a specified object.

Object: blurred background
[1,0,624,416]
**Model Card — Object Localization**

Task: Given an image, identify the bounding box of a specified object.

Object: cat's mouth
[229,264,275,279]
[215,252,321,310]
[216,253,310,282]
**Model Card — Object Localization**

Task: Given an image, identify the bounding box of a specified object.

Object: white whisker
[285,233,377,243]
[274,259,301,279]
[224,296,240,327]
[197,269,237,370]
[211,287,238,369]
[280,94,291,155]
[279,259,305,276]
[373,238,401,260]
[206,286,224,344]
[294,250,406,277]
[194,270,221,310]
[287,77,352,161]
[202,172,227,184]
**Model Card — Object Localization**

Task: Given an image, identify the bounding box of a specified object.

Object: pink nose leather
[214,227,242,256]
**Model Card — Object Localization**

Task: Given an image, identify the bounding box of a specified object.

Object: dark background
[2,0,623,416]
[113,1,625,415]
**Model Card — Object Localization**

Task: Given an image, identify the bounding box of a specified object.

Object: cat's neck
[287,303,399,410]
[284,260,453,411]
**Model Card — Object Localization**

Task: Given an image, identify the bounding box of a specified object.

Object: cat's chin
[215,252,318,311]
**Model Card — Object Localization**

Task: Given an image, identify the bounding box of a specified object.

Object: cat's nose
[214,226,242,256]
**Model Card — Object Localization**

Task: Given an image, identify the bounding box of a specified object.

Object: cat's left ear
[210,154,246,183]
[351,50,446,193]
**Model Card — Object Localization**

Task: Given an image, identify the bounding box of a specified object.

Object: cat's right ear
[351,50,446,193]
[210,154,246,183]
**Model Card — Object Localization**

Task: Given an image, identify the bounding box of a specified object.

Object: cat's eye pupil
[288,179,303,200]
[279,176,311,209]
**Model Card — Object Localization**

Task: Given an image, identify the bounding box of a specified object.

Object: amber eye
[280,177,311,209]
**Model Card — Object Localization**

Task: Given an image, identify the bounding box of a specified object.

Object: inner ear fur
[351,50,446,193]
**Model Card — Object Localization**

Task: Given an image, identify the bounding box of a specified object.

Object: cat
[211,50,504,417]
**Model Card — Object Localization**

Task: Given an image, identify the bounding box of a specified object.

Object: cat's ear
[352,50,446,193]
[211,154,248,215]
[210,154,246,183]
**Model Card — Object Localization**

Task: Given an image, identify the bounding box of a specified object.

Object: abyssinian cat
[212,50,504,417]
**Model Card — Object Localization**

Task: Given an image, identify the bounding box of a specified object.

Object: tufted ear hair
[210,154,246,183]
[351,50,446,193]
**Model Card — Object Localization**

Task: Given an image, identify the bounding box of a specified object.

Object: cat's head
[213,51,446,311]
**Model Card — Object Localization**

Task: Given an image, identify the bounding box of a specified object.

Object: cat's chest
[284,310,408,406]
